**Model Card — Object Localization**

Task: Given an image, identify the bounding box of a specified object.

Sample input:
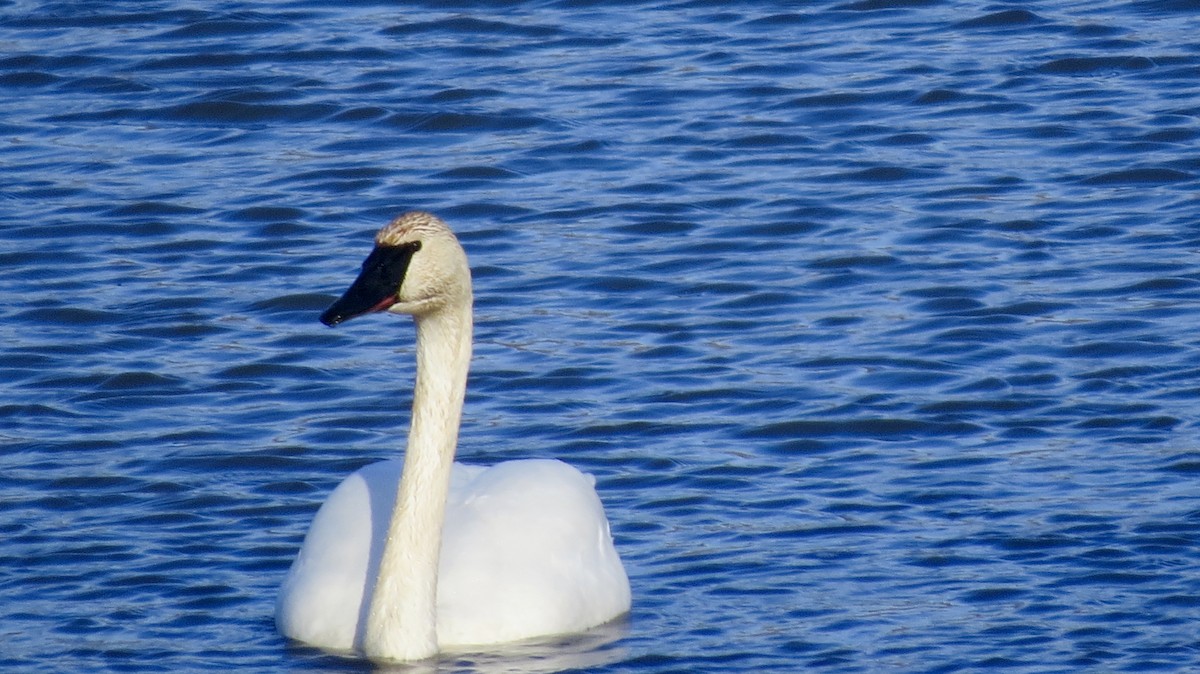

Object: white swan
[276,212,631,662]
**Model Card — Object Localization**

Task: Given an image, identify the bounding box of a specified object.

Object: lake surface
[3,1,1200,672]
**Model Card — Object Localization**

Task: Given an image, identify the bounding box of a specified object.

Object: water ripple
[3,1,1200,673]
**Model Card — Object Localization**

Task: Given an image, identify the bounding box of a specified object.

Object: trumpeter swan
[275,212,631,662]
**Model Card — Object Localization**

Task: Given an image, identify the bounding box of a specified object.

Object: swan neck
[363,299,472,662]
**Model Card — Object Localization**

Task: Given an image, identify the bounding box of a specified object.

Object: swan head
[320,211,471,327]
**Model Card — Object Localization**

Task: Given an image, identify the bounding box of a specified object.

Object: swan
[275,211,631,662]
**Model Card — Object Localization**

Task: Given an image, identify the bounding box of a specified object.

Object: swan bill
[320,241,422,327]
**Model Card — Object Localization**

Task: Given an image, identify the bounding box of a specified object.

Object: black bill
[320,241,421,327]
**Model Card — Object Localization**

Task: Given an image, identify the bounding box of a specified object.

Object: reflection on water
[286,621,630,674]
[411,623,628,674]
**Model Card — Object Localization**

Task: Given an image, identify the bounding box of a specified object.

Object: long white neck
[362,297,472,662]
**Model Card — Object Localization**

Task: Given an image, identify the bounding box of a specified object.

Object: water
[2,1,1200,671]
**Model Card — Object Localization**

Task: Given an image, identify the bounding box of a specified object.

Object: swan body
[276,458,630,651]
[276,212,630,662]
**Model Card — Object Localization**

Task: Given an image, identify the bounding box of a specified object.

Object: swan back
[438,459,631,646]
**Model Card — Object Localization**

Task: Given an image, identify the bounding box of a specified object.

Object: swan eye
[362,240,422,287]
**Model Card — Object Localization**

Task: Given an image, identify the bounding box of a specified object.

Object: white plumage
[275,212,630,661]
[277,458,630,651]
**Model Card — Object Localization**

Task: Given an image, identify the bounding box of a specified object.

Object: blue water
[3,1,1200,672]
